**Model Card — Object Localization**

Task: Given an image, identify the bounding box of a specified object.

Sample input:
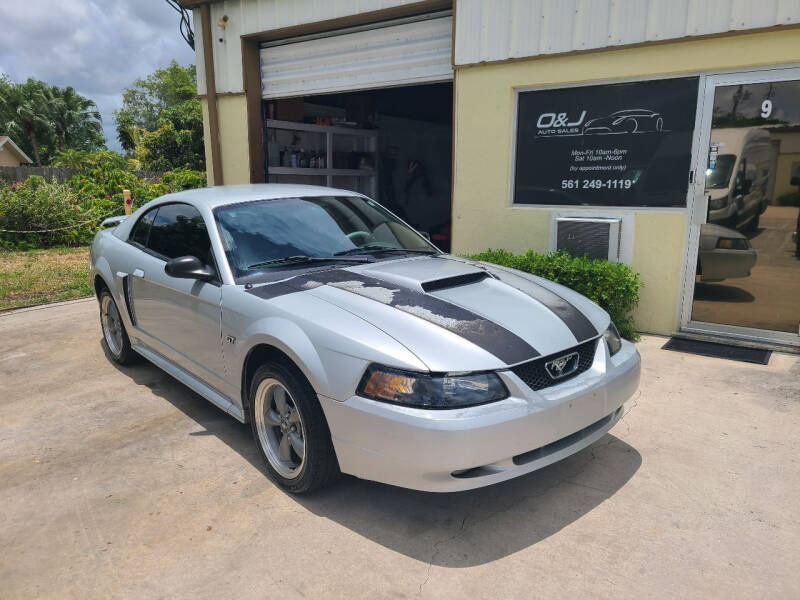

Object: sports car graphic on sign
[582,109,665,135]
[90,185,640,493]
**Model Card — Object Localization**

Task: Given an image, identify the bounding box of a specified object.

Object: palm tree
[0,79,51,165]
[48,85,103,152]
[51,148,89,169]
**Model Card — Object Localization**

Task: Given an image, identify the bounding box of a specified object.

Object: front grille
[510,338,598,392]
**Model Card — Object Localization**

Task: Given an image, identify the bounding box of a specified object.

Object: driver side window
[129,203,213,266]
[148,204,213,266]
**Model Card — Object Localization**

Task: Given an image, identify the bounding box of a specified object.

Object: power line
[165,0,195,50]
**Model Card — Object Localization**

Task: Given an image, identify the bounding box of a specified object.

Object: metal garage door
[259,12,453,99]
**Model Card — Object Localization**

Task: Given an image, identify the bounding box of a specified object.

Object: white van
[705,128,775,231]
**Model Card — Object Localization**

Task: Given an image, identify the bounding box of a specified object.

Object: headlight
[357,365,509,409]
[716,237,749,250]
[603,323,622,357]
[709,196,728,210]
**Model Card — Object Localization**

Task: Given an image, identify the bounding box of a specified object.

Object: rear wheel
[99,290,139,365]
[249,362,339,493]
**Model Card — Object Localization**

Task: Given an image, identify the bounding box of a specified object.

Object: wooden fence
[0,166,163,184]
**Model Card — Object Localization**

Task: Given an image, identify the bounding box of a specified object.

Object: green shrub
[1,163,206,250]
[0,176,112,249]
[776,191,799,207]
[466,249,642,340]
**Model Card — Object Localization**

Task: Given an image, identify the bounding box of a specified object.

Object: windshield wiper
[334,245,439,257]
[247,255,373,269]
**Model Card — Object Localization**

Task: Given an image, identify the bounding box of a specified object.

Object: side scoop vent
[421,271,489,293]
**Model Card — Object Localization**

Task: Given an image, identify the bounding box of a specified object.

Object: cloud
[0,0,196,151]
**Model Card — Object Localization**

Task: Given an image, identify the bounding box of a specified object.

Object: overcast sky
[0,0,196,152]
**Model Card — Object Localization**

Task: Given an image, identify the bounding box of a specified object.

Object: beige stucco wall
[452,28,800,335]
[201,94,250,187]
[218,95,250,185]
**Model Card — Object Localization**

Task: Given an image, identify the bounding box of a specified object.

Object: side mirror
[165,255,215,281]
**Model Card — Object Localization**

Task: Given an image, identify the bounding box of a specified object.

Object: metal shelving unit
[265,119,378,196]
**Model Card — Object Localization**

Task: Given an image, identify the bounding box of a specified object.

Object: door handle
[133,269,145,278]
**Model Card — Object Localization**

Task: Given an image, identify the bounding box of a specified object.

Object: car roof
[153,184,364,210]
[611,109,654,115]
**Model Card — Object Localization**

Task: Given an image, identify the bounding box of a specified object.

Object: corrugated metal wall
[195,0,800,94]
[195,0,423,95]
[454,0,800,66]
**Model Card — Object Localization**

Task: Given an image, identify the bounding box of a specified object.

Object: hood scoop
[420,271,490,292]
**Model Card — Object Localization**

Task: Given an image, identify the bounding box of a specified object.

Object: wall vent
[554,217,621,262]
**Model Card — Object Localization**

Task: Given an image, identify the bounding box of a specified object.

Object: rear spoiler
[101,215,128,229]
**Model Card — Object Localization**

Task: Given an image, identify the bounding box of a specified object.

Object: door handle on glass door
[133,269,145,278]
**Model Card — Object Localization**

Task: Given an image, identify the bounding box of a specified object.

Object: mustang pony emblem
[545,351,580,379]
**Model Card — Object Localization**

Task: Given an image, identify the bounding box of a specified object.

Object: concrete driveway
[1,299,799,599]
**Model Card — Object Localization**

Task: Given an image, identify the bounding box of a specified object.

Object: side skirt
[132,343,246,423]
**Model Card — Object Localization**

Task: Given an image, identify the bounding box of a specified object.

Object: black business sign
[513,77,699,207]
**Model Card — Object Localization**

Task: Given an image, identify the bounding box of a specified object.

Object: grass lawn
[0,246,93,311]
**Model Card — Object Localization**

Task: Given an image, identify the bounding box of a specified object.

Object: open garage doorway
[263,82,453,251]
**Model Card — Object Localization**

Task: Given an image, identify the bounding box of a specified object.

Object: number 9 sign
[761,99,773,119]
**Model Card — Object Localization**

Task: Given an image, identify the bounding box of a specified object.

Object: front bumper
[699,247,757,281]
[320,339,641,492]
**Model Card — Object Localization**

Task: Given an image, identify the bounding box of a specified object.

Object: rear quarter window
[129,209,157,247]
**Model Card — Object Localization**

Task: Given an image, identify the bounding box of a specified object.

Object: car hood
[707,188,731,200]
[701,222,747,240]
[246,255,610,372]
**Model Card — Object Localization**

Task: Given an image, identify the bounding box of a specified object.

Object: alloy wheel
[254,378,306,479]
[101,294,123,357]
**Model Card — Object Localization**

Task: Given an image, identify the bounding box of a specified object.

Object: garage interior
[253,10,455,251]
[263,83,453,251]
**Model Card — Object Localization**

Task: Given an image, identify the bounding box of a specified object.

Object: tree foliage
[0,76,104,166]
[49,85,104,152]
[114,61,204,171]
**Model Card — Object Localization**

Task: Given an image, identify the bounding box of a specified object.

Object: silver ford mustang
[90,184,640,493]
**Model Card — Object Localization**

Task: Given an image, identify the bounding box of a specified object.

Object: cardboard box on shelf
[275,98,303,122]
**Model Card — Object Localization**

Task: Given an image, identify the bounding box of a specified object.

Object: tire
[249,361,339,493]
[98,289,140,365]
[744,212,760,232]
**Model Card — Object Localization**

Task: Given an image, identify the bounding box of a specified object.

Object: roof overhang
[0,137,33,164]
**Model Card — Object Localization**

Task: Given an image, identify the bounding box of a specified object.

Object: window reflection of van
[705,128,774,231]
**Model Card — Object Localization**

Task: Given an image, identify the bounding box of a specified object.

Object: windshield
[705,154,736,190]
[214,195,435,277]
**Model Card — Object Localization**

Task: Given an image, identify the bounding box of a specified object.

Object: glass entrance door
[682,69,800,347]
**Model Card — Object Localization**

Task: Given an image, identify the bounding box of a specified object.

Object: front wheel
[249,362,339,493]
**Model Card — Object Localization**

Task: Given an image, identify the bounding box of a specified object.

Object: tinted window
[147,204,212,265]
[129,209,156,247]
[705,154,736,190]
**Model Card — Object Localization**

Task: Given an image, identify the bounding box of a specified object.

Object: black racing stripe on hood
[282,269,540,365]
[493,272,598,342]
[247,281,302,300]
